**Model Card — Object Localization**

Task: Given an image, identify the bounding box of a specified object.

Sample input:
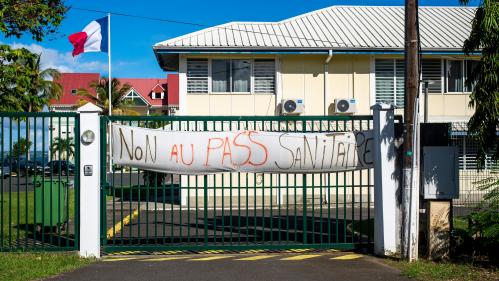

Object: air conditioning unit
[281,99,305,115]
[334,98,357,114]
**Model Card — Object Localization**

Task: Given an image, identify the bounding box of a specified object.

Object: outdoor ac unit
[281,99,304,115]
[334,98,357,114]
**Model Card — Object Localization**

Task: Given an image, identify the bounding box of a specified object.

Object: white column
[77,108,101,258]
[372,103,398,256]
[178,55,187,115]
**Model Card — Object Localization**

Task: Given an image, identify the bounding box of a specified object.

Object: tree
[0,0,67,41]
[12,138,32,158]
[21,55,63,113]
[50,137,75,161]
[0,0,67,111]
[460,0,499,167]
[0,45,38,112]
[77,78,139,116]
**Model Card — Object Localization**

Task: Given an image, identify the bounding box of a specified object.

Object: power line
[72,7,207,28]
[71,6,367,48]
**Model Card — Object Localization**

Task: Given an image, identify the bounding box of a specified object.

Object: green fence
[101,115,378,253]
[0,112,80,252]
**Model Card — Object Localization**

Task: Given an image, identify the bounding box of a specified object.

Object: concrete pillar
[77,105,102,258]
[372,103,399,256]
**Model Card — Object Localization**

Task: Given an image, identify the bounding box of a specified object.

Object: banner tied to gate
[111,124,374,175]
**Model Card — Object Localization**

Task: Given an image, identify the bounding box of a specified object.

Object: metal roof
[153,6,475,52]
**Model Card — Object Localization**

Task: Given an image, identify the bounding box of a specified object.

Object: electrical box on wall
[423,146,459,199]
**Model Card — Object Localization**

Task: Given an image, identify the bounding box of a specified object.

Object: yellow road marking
[239,249,265,254]
[284,249,311,253]
[189,256,235,261]
[331,254,363,260]
[235,255,279,261]
[280,254,322,261]
[141,256,191,262]
[103,257,137,262]
[199,250,225,254]
[106,209,139,239]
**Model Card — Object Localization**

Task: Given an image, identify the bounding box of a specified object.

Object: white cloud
[5,42,108,73]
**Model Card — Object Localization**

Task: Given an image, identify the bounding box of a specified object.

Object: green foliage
[0,252,93,281]
[0,0,67,41]
[50,137,75,160]
[77,78,139,116]
[0,45,62,113]
[0,45,37,112]
[389,259,498,281]
[474,164,499,208]
[453,165,499,261]
[12,138,32,158]
[460,0,499,167]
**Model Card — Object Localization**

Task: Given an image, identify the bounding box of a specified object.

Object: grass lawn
[387,259,498,281]
[1,190,75,246]
[0,252,93,281]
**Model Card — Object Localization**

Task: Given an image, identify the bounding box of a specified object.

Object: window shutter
[375,59,404,107]
[253,59,275,93]
[395,60,405,107]
[422,59,442,93]
[187,59,208,93]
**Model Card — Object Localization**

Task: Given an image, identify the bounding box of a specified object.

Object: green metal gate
[0,112,80,252]
[101,115,374,253]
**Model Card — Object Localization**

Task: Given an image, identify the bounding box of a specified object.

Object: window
[231,60,250,92]
[187,58,275,94]
[446,60,479,93]
[421,59,442,93]
[152,92,163,99]
[123,89,148,106]
[253,59,276,93]
[375,59,404,107]
[447,60,463,92]
[212,59,251,93]
[212,60,230,92]
[187,59,208,93]
[465,60,479,92]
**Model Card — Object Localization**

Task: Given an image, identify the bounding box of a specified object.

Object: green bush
[453,164,499,262]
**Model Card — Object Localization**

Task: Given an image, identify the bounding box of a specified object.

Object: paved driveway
[48,252,409,281]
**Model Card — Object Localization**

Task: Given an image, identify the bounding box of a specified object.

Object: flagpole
[108,13,112,116]
[108,13,113,173]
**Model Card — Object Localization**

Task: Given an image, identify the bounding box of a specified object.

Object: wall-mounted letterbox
[423,146,459,200]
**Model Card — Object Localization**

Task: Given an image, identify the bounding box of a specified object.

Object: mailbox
[422,146,459,199]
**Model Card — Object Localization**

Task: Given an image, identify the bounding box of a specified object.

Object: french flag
[68,17,108,57]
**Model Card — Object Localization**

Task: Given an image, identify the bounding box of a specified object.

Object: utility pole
[403,0,420,261]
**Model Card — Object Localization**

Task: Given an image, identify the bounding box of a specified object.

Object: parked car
[0,164,11,178]
[44,161,75,175]
[16,160,44,176]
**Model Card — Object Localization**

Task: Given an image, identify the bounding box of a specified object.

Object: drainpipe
[324,50,333,116]
[323,50,333,204]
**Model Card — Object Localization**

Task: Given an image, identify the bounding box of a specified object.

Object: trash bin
[34,177,68,228]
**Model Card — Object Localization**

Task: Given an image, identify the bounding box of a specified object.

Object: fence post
[372,103,399,256]
[77,105,102,258]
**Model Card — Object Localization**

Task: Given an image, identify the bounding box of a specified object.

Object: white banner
[111,124,374,174]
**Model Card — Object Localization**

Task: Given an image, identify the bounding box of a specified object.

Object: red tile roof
[51,73,179,107]
[51,73,100,105]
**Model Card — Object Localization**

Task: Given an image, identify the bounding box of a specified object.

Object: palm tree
[1,53,63,160]
[77,78,139,116]
[50,137,75,161]
[21,55,63,113]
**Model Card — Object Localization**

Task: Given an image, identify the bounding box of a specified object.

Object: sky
[0,0,477,79]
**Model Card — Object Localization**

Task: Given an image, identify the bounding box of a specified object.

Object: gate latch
[84,165,93,176]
